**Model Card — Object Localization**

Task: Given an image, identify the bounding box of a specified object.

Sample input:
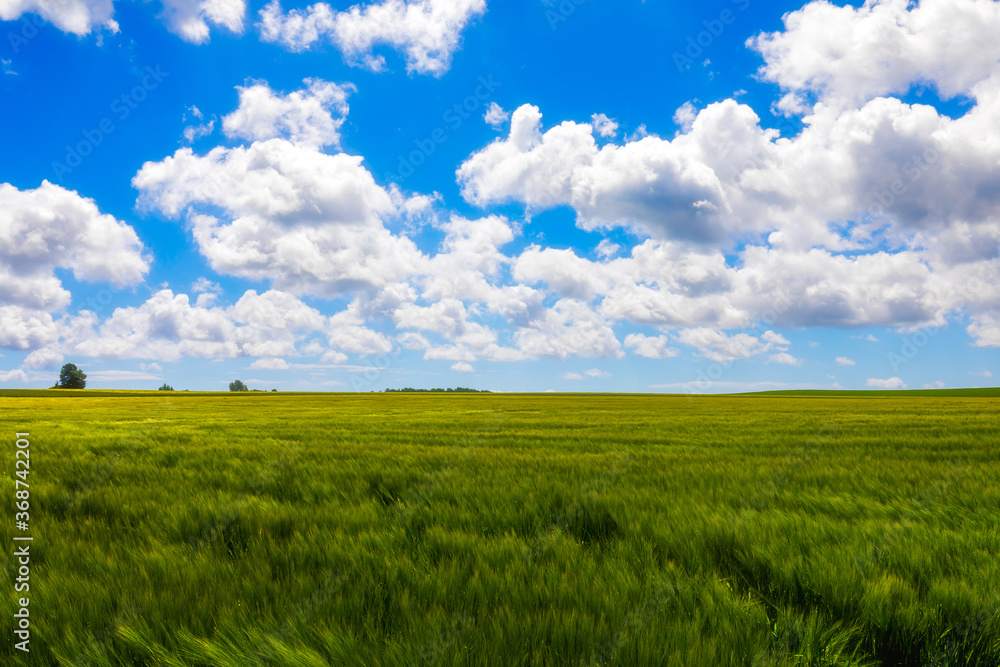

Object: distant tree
[229,380,248,392]
[271,389,277,392]
[384,386,490,393]
[57,363,87,389]
[158,384,174,391]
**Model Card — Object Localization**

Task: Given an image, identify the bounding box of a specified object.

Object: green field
[2,390,999,666]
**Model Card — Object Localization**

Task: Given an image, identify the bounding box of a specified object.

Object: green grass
[2,390,999,666]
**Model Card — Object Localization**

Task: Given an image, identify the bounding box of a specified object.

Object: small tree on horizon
[229,380,248,392]
[159,383,174,391]
[57,363,87,389]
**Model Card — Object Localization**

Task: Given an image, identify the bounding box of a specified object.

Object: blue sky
[1,0,999,392]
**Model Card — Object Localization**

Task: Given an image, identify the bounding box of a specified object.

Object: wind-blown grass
[2,390,998,665]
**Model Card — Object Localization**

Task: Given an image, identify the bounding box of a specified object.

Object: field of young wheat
[2,390,998,666]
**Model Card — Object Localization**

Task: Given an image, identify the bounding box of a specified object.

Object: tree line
[383,387,491,393]
[49,364,485,394]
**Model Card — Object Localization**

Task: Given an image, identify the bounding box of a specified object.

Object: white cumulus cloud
[23,347,64,370]
[249,357,290,370]
[484,102,509,129]
[0,0,245,42]
[676,328,789,363]
[749,0,1000,112]
[222,78,353,149]
[768,352,803,366]
[590,113,618,137]
[257,0,485,76]
[0,181,149,313]
[623,333,678,359]
[867,376,907,389]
